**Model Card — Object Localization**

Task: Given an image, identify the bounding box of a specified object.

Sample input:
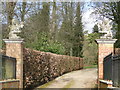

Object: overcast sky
[82,2,97,33]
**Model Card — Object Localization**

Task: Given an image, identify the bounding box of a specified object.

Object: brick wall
[23,48,83,88]
[98,44,114,79]
[3,39,24,88]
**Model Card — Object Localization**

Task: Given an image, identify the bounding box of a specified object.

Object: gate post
[96,39,117,80]
[3,39,24,88]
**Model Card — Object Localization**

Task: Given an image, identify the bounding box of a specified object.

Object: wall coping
[95,39,117,44]
[3,39,24,43]
[99,80,113,85]
[0,79,20,83]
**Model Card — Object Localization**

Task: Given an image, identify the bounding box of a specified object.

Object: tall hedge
[23,48,83,88]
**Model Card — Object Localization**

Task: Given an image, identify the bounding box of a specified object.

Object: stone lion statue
[98,18,113,39]
[9,19,24,39]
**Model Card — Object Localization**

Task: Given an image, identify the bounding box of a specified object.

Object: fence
[103,53,120,87]
[0,54,16,80]
[103,53,112,80]
[112,55,120,87]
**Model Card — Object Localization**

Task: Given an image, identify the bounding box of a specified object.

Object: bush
[25,32,65,55]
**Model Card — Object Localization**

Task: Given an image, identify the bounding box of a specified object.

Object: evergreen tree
[49,1,57,42]
[93,24,99,33]
[21,2,50,49]
[73,3,84,57]
[59,2,75,56]
[40,2,50,33]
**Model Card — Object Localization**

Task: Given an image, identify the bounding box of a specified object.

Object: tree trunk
[6,2,16,26]
[21,2,26,22]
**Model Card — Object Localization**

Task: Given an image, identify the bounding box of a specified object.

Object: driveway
[36,68,97,89]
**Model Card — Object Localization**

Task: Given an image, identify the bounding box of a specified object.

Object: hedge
[23,48,83,88]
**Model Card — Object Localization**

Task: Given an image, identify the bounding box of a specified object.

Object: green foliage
[93,24,99,33]
[20,2,84,56]
[46,42,65,54]
[87,33,100,43]
[20,3,65,55]
[83,33,100,66]
[72,3,84,57]
[25,32,65,55]
[84,65,97,69]
[58,3,84,57]
[58,3,74,56]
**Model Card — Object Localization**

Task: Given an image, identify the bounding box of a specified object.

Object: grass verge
[83,65,97,69]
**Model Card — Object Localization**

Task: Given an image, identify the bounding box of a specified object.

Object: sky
[82,2,98,33]
[82,8,95,33]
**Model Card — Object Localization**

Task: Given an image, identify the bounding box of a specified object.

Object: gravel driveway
[36,68,97,89]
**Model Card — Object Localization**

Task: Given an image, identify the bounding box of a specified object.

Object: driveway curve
[37,68,97,89]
